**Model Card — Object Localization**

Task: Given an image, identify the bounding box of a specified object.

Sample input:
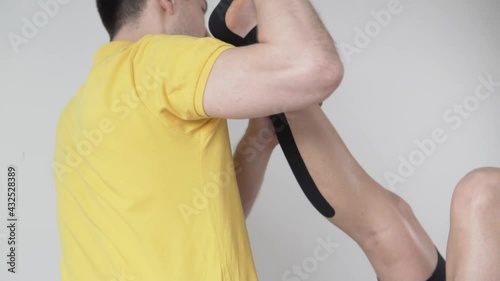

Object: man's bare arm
[233,126,276,217]
[203,0,343,119]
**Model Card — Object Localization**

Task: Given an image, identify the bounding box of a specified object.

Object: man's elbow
[284,52,345,107]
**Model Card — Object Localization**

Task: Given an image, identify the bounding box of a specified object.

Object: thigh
[285,105,408,240]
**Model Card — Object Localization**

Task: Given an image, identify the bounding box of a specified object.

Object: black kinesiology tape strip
[271,114,336,218]
[209,0,336,218]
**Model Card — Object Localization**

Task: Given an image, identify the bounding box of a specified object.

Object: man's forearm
[233,131,275,218]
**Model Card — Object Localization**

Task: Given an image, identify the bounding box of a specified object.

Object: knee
[451,167,500,217]
[367,192,416,230]
[386,191,415,219]
[356,191,416,249]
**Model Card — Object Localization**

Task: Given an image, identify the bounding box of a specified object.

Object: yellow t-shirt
[53,34,259,281]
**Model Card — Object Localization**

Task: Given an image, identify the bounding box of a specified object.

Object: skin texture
[234,128,276,217]
[225,0,257,37]
[113,0,209,41]
[285,105,500,281]
[446,167,500,281]
[285,105,438,281]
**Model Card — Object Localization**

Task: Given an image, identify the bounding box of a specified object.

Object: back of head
[96,0,148,40]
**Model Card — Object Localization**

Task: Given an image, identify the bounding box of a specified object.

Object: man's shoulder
[138,34,233,51]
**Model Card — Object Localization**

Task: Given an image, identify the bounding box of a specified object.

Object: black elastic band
[209,0,335,218]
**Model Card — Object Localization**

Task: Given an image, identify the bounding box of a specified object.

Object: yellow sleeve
[134,34,235,121]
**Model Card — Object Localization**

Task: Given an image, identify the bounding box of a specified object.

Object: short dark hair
[96,0,148,39]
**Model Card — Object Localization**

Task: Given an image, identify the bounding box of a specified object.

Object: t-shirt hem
[194,44,235,118]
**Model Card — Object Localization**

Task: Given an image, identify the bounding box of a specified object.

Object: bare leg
[284,105,438,281]
[446,167,500,281]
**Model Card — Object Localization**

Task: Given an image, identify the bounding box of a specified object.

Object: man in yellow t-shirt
[52,0,342,280]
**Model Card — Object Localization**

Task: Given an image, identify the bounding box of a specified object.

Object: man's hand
[226,0,257,38]
[247,116,279,149]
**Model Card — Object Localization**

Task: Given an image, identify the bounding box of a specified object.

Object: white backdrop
[0,0,499,280]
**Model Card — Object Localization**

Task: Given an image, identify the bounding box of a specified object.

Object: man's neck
[112,22,164,42]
